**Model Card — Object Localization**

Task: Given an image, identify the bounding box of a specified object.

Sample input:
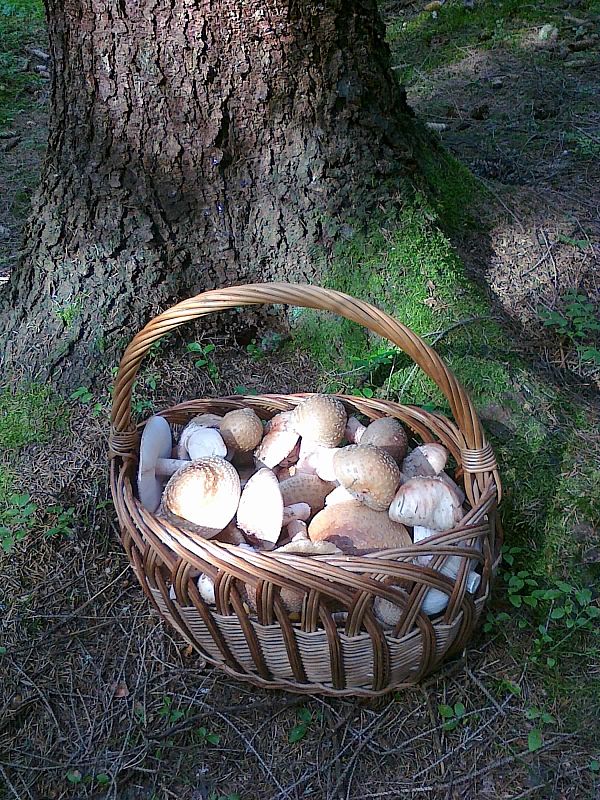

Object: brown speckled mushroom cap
[278,473,335,516]
[161,457,241,539]
[309,503,411,555]
[292,394,347,447]
[219,408,263,453]
[333,445,400,511]
[359,418,408,462]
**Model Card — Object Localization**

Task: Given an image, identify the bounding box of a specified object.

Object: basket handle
[109,282,495,472]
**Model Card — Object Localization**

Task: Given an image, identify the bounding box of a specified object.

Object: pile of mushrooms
[137,396,481,624]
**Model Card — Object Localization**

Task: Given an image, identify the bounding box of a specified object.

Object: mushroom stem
[345,417,366,443]
[155,457,191,477]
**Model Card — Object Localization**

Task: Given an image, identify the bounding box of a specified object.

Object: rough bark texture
[0,0,420,386]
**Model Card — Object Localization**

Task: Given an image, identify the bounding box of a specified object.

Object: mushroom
[325,485,358,506]
[282,503,311,525]
[186,427,228,460]
[288,520,308,540]
[214,521,246,545]
[243,582,305,616]
[219,408,264,456]
[389,476,463,530]
[177,414,224,458]
[359,417,408,462]
[254,430,299,469]
[276,538,341,555]
[291,394,347,447]
[236,468,284,549]
[308,503,411,555]
[345,416,366,444]
[279,474,335,515]
[138,415,192,512]
[265,410,296,433]
[161,456,241,539]
[198,573,216,605]
[400,443,448,480]
[296,445,338,482]
[374,566,481,624]
[332,445,400,511]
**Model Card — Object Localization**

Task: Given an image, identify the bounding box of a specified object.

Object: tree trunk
[0,0,422,387]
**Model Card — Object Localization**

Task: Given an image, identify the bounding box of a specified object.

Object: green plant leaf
[96,774,110,785]
[528,729,543,752]
[454,702,466,718]
[289,723,308,743]
[66,769,83,784]
[207,733,221,745]
[438,704,454,719]
[550,607,565,619]
[589,760,600,772]
[442,719,458,731]
[297,708,312,723]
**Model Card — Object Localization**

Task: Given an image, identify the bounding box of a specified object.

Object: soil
[390,10,600,387]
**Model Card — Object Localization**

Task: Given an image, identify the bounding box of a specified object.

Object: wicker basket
[109,283,502,697]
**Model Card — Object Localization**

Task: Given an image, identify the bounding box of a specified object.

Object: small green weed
[0,492,36,552]
[157,696,185,724]
[70,386,93,404]
[540,291,600,368]
[288,707,319,743]
[194,726,221,746]
[187,341,219,380]
[44,505,75,539]
[525,706,556,752]
[438,701,466,731]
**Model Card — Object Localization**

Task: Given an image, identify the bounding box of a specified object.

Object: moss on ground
[0,0,45,128]
[385,0,600,84]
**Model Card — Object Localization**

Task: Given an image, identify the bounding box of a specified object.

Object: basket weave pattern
[109,283,502,696]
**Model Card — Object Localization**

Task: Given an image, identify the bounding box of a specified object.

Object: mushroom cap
[178,414,224,457]
[236,468,284,548]
[401,443,448,479]
[138,415,173,512]
[373,581,413,626]
[333,445,400,511]
[279,473,335,516]
[186,427,228,460]
[219,408,264,453]
[360,418,408,462]
[243,582,305,615]
[161,457,241,539]
[291,394,347,447]
[254,430,299,469]
[389,476,463,530]
[308,503,411,555]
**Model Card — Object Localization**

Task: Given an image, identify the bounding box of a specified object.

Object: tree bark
[0,0,422,386]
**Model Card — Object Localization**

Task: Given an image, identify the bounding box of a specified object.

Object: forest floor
[1,1,599,800]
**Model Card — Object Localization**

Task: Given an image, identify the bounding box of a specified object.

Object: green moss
[0,383,67,450]
[385,0,596,83]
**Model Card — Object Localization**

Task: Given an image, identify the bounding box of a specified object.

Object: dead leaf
[110,681,129,699]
